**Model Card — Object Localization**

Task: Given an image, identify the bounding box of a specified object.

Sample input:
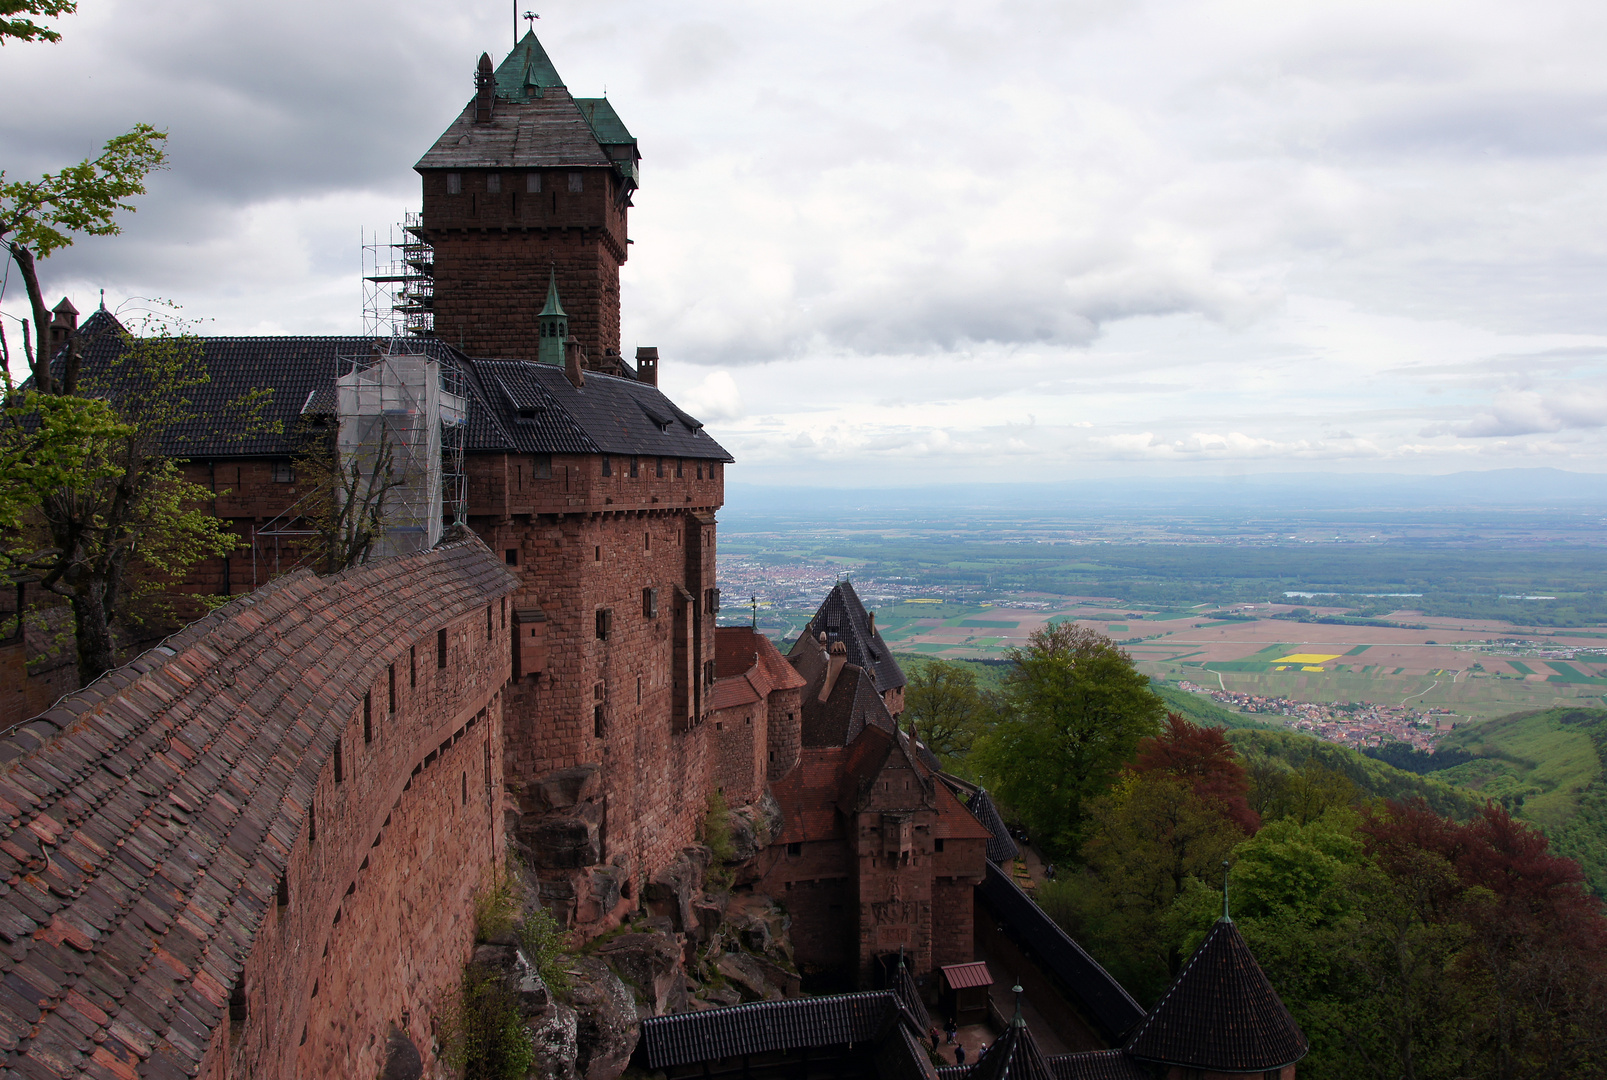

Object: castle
[0,31,1308,1080]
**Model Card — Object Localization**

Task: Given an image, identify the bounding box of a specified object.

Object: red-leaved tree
[1130,713,1261,833]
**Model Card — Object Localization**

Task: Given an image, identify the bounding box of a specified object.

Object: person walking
[956,1044,967,1066]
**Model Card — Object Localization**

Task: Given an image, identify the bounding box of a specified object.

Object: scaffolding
[335,339,468,558]
[362,212,434,338]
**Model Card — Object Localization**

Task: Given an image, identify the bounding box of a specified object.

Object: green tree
[903,658,988,759]
[971,624,1164,856]
[1,0,75,44]
[1,314,245,685]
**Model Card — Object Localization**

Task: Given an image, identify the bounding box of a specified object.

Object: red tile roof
[771,747,850,844]
[0,537,516,1076]
[711,628,805,715]
[941,961,994,990]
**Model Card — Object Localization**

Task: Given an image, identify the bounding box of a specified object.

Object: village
[1177,682,1457,750]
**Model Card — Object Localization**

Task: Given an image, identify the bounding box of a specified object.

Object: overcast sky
[5,0,1607,486]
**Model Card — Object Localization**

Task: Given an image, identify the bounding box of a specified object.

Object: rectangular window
[527,172,541,193]
[446,172,462,194]
[601,455,612,477]
[675,458,684,479]
[596,609,613,640]
[656,457,664,478]
[388,665,396,713]
[787,842,802,857]
[934,838,946,853]
[629,456,639,478]
[272,461,295,484]
[505,548,518,565]
[594,705,606,738]
[568,172,583,192]
[437,628,448,669]
[696,463,704,480]
[486,173,501,193]
[643,587,658,618]
[277,876,289,908]
[309,799,316,842]
[334,739,344,783]
[462,772,468,805]
[363,693,372,744]
[410,645,416,688]
[532,453,551,479]
[487,605,493,641]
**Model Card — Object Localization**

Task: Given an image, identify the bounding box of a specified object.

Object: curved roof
[0,538,516,1076]
[1124,917,1307,1073]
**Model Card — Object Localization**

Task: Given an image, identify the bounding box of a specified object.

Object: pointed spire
[1222,860,1232,922]
[539,267,566,317]
[1012,984,1026,1027]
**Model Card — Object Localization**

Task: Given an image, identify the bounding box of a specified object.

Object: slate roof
[790,581,907,694]
[799,662,896,749]
[1124,918,1307,1073]
[0,537,516,1077]
[43,314,730,463]
[636,990,903,1069]
[977,863,1144,1044]
[1044,1050,1151,1080]
[456,359,732,461]
[966,1007,1055,1080]
[967,789,1020,864]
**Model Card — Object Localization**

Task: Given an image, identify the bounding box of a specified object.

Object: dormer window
[486,173,502,194]
[527,172,541,193]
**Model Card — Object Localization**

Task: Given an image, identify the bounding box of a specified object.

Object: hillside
[1150,680,1281,731]
[1434,707,1607,894]
[1225,728,1484,821]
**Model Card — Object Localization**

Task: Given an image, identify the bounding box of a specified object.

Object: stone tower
[416,32,639,366]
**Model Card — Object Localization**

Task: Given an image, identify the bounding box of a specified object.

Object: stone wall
[0,536,517,1080]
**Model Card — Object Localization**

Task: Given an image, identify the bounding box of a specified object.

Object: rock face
[728,790,784,863]
[570,957,641,1080]
[379,1026,423,1080]
[598,932,685,1017]
[643,845,712,932]
[527,1003,580,1080]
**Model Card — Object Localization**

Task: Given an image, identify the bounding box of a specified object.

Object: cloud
[677,370,744,423]
[1423,389,1607,437]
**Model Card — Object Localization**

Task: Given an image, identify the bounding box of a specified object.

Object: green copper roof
[539,270,566,318]
[574,98,636,147]
[495,30,564,99]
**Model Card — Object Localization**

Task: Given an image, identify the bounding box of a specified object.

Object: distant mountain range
[729,468,1607,516]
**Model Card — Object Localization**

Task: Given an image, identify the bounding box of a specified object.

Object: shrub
[703,790,736,892]
[517,904,571,995]
[438,963,535,1080]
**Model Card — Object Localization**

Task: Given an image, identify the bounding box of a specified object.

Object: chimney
[867,611,876,638]
[819,641,848,702]
[474,52,495,123]
[564,335,586,388]
[48,296,78,349]
[635,346,659,387]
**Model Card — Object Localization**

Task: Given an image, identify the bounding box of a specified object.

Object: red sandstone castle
[0,30,1308,1080]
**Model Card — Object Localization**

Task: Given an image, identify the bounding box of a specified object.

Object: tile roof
[0,537,516,1076]
[799,662,896,749]
[1045,1050,1151,1080]
[711,628,808,713]
[978,863,1144,1045]
[771,748,849,844]
[893,956,932,1035]
[966,789,1020,864]
[1124,918,1307,1073]
[636,990,901,1069]
[46,315,731,464]
[941,962,994,991]
[934,779,995,843]
[790,581,906,694]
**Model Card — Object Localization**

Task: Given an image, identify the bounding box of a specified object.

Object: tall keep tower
[416,33,639,365]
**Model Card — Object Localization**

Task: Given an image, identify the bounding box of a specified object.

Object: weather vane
[750,595,758,629]
[524,10,539,27]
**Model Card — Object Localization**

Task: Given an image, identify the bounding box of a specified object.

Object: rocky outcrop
[379,1026,423,1080]
[597,931,685,1017]
[643,845,712,932]
[728,790,784,862]
[527,1004,580,1080]
[570,957,641,1080]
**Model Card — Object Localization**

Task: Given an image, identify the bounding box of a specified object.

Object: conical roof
[965,991,1053,1080]
[1124,918,1307,1073]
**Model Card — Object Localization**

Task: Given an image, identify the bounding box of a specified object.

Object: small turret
[48,296,78,349]
[537,270,568,367]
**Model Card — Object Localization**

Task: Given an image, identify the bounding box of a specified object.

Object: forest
[903,635,1607,1080]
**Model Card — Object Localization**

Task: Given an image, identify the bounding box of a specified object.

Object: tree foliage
[903,658,990,759]
[971,624,1165,856]
[1132,713,1261,832]
[0,0,75,44]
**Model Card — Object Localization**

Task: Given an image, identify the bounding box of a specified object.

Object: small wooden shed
[940,961,994,1026]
